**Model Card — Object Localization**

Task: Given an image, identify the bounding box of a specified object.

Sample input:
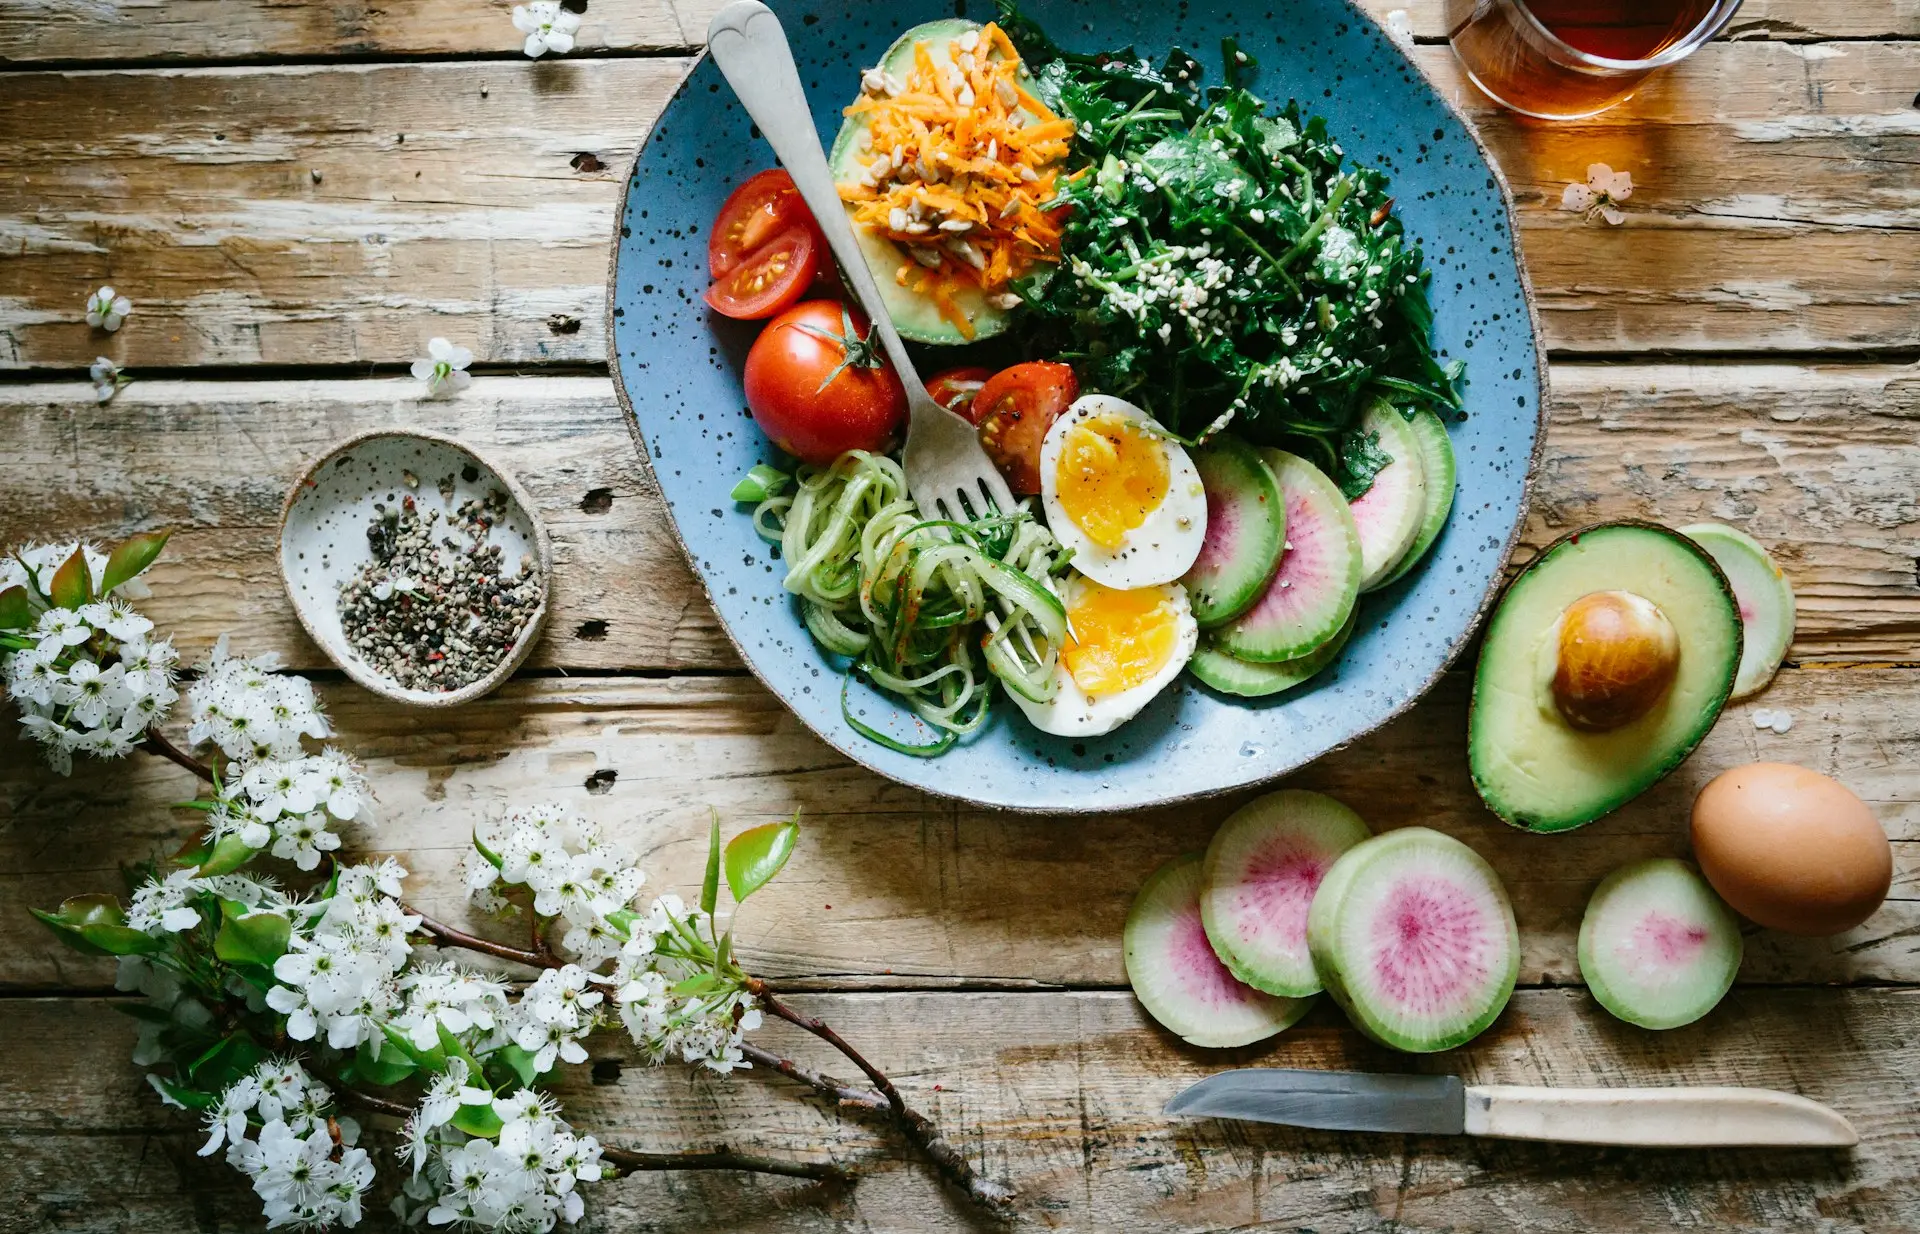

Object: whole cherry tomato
[744,301,907,465]
[925,366,994,419]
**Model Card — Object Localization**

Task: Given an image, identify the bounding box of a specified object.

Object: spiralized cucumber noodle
[749,451,1070,756]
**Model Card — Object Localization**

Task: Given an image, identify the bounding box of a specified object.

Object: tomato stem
[794,305,888,395]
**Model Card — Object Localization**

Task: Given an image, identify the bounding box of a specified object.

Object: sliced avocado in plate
[828,18,1013,345]
[1469,521,1742,834]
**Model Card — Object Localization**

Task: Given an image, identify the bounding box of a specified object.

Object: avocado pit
[1550,589,1680,732]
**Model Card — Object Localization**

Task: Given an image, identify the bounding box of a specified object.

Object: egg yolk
[1055,414,1169,550]
[1062,580,1180,696]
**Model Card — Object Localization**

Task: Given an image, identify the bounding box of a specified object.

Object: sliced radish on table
[1307,827,1519,1053]
[1182,435,1286,628]
[1200,790,1373,997]
[1124,853,1314,1047]
[1348,400,1428,592]
[1578,857,1743,1030]
[1215,449,1361,664]
[1190,609,1355,699]
[1375,408,1457,589]
[1681,523,1795,700]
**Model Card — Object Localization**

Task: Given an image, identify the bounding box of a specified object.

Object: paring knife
[1165,1069,1858,1148]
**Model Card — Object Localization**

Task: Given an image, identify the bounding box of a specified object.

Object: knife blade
[1164,1069,1859,1148]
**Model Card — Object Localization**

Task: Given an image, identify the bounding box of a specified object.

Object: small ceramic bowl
[279,429,552,706]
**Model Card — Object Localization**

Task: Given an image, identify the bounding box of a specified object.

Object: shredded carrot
[836,21,1067,309]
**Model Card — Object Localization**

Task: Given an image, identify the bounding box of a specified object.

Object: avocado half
[1469,521,1743,833]
[827,18,1014,345]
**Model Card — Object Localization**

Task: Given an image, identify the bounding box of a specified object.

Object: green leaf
[671,971,726,998]
[213,901,291,967]
[437,1021,487,1081]
[492,1043,541,1088]
[700,809,722,917]
[724,816,799,904]
[100,531,169,594]
[350,1039,418,1087]
[604,908,639,941]
[48,546,91,610]
[0,585,30,631]
[381,1022,448,1072]
[31,893,159,956]
[472,827,505,870]
[451,1102,504,1139]
[188,1033,266,1090]
[195,832,260,877]
[150,1075,218,1110]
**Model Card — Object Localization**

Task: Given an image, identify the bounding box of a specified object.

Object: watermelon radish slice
[1681,523,1795,700]
[1183,435,1287,628]
[1190,609,1356,699]
[1214,450,1362,664]
[1578,857,1743,1030]
[1306,827,1519,1053]
[1200,790,1373,997]
[1376,409,1457,589]
[1349,400,1429,592]
[1124,853,1314,1047]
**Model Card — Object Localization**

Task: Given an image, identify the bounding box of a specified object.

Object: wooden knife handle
[1463,1085,1858,1147]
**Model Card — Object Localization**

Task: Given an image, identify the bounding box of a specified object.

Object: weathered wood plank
[2,42,1916,368]
[2,0,1908,65]
[4,665,1915,992]
[3,365,1912,673]
[3,989,1916,1232]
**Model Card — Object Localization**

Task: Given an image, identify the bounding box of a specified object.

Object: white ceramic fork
[706,0,1018,524]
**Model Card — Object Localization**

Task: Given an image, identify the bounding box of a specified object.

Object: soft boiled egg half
[1040,395,1207,590]
[1012,573,1198,737]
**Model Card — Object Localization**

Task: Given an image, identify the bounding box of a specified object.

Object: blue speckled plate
[609,0,1545,813]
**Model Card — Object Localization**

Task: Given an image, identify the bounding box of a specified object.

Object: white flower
[90,355,129,403]
[1559,162,1634,226]
[399,1057,494,1176]
[187,636,330,765]
[513,1,581,58]
[85,285,131,332]
[228,1118,374,1231]
[394,961,508,1052]
[411,336,473,396]
[309,748,370,820]
[272,812,341,871]
[241,757,327,823]
[128,868,208,933]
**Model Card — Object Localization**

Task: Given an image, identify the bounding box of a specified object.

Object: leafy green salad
[1001,8,1464,495]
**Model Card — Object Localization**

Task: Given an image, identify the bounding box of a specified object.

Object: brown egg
[1691,763,1891,936]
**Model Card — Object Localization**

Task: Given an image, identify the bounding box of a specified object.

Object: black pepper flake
[337,483,543,693]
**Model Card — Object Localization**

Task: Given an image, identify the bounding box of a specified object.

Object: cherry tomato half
[744,300,907,466]
[709,169,820,279]
[703,226,819,320]
[926,366,994,419]
[971,361,1079,495]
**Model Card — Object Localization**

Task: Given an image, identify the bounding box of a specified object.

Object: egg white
[1012,575,1198,738]
[1039,394,1208,590]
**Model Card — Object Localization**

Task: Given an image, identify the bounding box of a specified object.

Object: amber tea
[1446,0,1742,119]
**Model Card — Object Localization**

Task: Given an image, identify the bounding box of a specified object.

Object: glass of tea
[1446,0,1744,120]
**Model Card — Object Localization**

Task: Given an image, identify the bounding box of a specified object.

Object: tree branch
[141,725,214,781]
[738,1041,887,1113]
[750,984,1015,1212]
[339,1086,846,1184]
[601,1145,852,1184]
[406,905,558,969]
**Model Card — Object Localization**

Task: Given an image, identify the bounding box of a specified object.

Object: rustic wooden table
[3,1,1917,1230]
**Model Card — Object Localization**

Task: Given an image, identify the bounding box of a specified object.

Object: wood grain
[2,365,1912,673]
[5,664,1914,992]
[3,988,1915,1232]
[3,41,1917,369]
[2,0,1909,64]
